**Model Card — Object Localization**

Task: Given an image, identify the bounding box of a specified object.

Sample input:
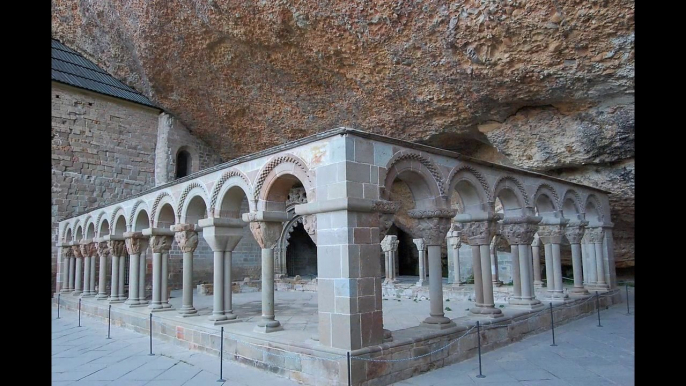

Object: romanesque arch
[446,165,492,214]
[492,176,530,217]
[210,168,254,217]
[151,191,175,228]
[533,183,560,218]
[177,182,210,223]
[561,189,583,218]
[382,150,445,208]
[132,202,151,232]
[584,194,604,225]
[254,154,313,209]
[110,207,127,236]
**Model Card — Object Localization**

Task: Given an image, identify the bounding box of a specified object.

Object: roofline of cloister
[58,127,610,222]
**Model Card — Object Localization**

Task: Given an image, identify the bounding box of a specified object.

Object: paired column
[124,232,149,307]
[446,224,462,286]
[143,228,175,311]
[243,211,289,332]
[531,234,543,288]
[501,216,543,309]
[95,240,110,300]
[106,239,125,303]
[199,218,245,324]
[587,227,609,291]
[81,242,97,297]
[490,234,503,286]
[172,224,200,316]
[380,235,399,284]
[137,241,148,304]
[161,250,172,308]
[458,212,504,318]
[565,219,590,296]
[538,218,570,301]
[581,230,595,289]
[412,238,427,286]
[408,208,457,329]
[61,246,74,293]
[71,245,83,296]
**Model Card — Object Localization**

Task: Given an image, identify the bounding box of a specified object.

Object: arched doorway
[285,221,317,277]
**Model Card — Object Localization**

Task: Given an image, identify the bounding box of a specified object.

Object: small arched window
[176,149,192,179]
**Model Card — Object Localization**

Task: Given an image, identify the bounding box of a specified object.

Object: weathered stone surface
[51,0,634,269]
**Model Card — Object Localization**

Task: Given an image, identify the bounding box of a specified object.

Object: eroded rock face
[51,0,634,267]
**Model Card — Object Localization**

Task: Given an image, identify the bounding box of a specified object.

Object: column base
[148,303,164,310]
[128,303,148,308]
[470,306,504,318]
[534,281,544,288]
[161,303,173,309]
[254,319,283,333]
[72,291,82,296]
[569,287,589,295]
[223,312,238,320]
[421,316,457,330]
[213,318,242,326]
[60,288,71,293]
[178,307,199,317]
[492,280,503,287]
[151,307,176,313]
[95,294,109,300]
[81,293,95,298]
[509,298,544,310]
[542,292,568,302]
[415,280,425,287]
[383,329,393,342]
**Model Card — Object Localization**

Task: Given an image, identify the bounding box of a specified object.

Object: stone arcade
[54,128,621,385]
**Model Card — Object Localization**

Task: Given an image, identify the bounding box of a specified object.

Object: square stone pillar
[296,199,386,351]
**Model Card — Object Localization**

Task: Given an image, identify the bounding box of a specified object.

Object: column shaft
[89,256,96,295]
[118,255,126,300]
[492,245,501,285]
[480,244,496,308]
[256,248,281,330]
[179,251,197,315]
[210,251,227,321]
[137,250,146,303]
[510,245,521,299]
[418,249,425,284]
[471,244,484,306]
[125,254,140,305]
[96,254,108,299]
[452,248,461,284]
[69,257,75,291]
[543,243,554,293]
[595,242,608,288]
[109,255,119,302]
[162,252,171,308]
[518,244,533,300]
[570,243,587,294]
[224,251,235,317]
[73,258,83,295]
[82,256,90,296]
[423,245,450,325]
[585,242,597,286]
[552,243,565,296]
[149,252,163,309]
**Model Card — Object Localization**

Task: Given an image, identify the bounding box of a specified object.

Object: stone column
[243,211,289,332]
[581,231,596,289]
[118,250,127,301]
[124,232,147,307]
[89,243,97,297]
[161,251,172,308]
[172,224,200,316]
[588,227,609,291]
[531,234,543,288]
[408,208,457,329]
[380,235,399,284]
[412,238,427,286]
[601,222,617,289]
[538,218,569,301]
[72,245,83,296]
[458,212,504,318]
[501,216,543,309]
[565,219,590,296]
[95,240,110,300]
[61,246,73,293]
[80,242,93,297]
[106,239,125,303]
[137,240,148,304]
[490,233,503,286]
[143,229,174,311]
[446,224,462,286]
[69,249,76,292]
[199,218,244,324]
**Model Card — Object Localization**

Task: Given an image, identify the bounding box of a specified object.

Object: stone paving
[52,286,634,385]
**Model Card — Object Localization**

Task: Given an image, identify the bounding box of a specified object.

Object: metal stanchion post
[107,305,112,339]
[347,352,352,386]
[149,313,154,356]
[476,321,485,378]
[596,291,602,327]
[217,327,225,382]
[550,303,557,346]
[57,294,60,319]
[78,298,81,327]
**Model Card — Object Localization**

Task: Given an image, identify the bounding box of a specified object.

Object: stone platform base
[53,289,620,386]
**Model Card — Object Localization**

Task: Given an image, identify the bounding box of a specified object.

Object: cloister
[54,128,620,385]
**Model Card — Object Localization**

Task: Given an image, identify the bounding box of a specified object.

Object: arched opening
[98,219,110,239]
[157,204,176,230]
[134,210,150,232]
[112,214,127,237]
[285,221,317,277]
[85,222,95,240]
[176,149,192,179]
[216,183,260,281]
[386,223,420,276]
[64,228,72,244]
[75,226,83,242]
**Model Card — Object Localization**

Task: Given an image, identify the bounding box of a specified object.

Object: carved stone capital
[381,235,399,253]
[79,243,90,258]
[531,233,541,247]
[125,237,142,255]
[587,227,605,244]
[95,241,110,258]
[538,224,566,245]
[416,217,453,246]
[302,214,317,244]
[462,221,499,246]
[62,246,73,258]
[107,240,126,257]
[249,221,283,249]
[88,242,98,257]
[564,224,587,244]
[71,245,83,259]
[412,238,427,252]
[378,212,396,240]
[174,230,199,253]
[371,200,401,214]
[446,223,462,249]
[501,218,539,246]
[150,235,174,253]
